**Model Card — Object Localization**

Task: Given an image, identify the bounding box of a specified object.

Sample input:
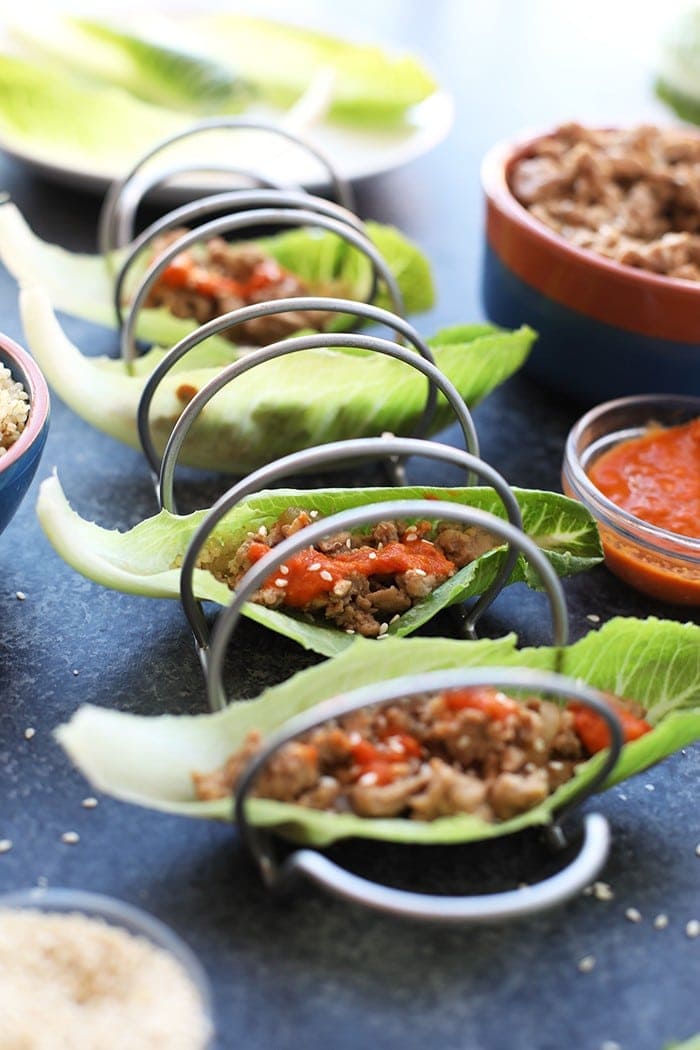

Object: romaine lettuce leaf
[185,14,438,127]
[55,617,700,844]
[10,16,250,114]
[37,475,602,658]
[656,4,700,124]
[0,55,187,176]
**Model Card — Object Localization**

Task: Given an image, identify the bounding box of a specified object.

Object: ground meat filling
[192,687,650,822]
[142,229,330,344]
[510,123,700,281]
[198,509,497,638]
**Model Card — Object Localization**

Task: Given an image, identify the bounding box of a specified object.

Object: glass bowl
[0,886,214,1048]
[562,394,700,604]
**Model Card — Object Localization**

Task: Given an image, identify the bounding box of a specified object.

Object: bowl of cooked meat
[0,333,50,535]
[481,122,700,403]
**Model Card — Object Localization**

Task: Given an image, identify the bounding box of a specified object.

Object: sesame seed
[320,570,333,582]
[645,784,655,792]
[345,538,352,548]
[389,614,400,624]
[533,738,546,753]
[309,510,319,519]
[653,914,669,930]
[381,431,394,439]
[24,727,35,741]
[378,623,388,636]
[72,669,80,677]
[686,919,700,939]
[549,760,564,771]
[625,907,642,923]
[81,798,98,809]
[274,578,288,588]
[593,881,614,902]
[279,565,289,575]
[405,533,418,542]
[258,525,268,537]
[368,551,377,560]
[15,591,25,601]
[0,839,12,854]
[618,793,628,801]
[586,613,601,623]
[344,628,356,635]
[308,562,321,572]
[577,955,596,973]
[61,831,80,845]
[413,568,427,577]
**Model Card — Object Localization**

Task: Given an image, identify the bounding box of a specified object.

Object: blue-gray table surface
[0,3,698,1048]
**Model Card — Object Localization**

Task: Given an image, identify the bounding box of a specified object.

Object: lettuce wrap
[0,201,534,473]
[55,617,700,845]
[37,475,603,658]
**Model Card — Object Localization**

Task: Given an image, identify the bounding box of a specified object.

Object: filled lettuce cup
[38,473,602,658]
[56,617,700,845]
[0,200,534,473]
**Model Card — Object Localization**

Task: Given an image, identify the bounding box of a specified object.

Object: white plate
[0,91,454,199]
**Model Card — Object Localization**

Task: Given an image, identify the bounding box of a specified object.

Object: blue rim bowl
[0,333,50,535]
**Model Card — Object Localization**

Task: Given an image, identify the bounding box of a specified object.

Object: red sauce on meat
[443,687,520,720]
[569,700,651,754]
[246,538,455,608]
[350,733,423,786]
[160,250,286,301]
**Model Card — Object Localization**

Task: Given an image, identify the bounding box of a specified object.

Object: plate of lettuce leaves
[0,11,453,195]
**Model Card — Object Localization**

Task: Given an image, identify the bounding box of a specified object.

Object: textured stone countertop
[0,3,698,1049]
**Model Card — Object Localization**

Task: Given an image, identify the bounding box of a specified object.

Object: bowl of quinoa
[0,332,49,534]
[481,122,700,402]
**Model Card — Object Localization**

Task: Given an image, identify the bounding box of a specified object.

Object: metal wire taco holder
[97,121,624,921]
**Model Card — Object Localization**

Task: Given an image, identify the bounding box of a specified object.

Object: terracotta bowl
[481,129,700,403]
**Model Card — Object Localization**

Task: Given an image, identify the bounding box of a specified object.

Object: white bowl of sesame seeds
[0,886,214,1049]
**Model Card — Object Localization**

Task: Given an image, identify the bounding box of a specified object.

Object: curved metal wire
[233,666,622,922]
[155,327,478,511]
[204,500,569,711]
[120,207,405,367]
[179,437,522,661]
[108,165,288,257]
[114,189,369,328]
[98,117,354,257]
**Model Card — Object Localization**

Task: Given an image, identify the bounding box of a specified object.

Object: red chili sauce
[587,418,700,603]
[246,536,455,608]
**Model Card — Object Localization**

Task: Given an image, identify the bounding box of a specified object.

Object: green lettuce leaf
[0,55,187,176]
[55,618,700,844]
[186,14,438,127]
[656,5,700,124]
[10,16,250,114]
[37,475,602,658]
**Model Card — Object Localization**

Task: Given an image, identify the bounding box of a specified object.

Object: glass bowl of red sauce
[563,394,700,604]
